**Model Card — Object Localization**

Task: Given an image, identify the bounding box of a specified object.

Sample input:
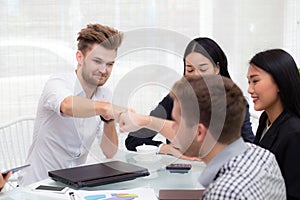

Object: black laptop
[48,160,149,189]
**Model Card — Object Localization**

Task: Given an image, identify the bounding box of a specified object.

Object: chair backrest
[0,116,35,170]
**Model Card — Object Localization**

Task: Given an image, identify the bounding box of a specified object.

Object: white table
[0,151,205,199]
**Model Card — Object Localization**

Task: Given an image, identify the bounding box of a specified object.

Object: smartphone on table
[33,185,69,194]
[166,163,192,173]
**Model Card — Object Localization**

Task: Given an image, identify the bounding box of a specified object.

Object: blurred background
[0,0,299,135]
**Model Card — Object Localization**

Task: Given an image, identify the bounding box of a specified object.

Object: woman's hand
[158,144,201,161]
[0,172,12,191]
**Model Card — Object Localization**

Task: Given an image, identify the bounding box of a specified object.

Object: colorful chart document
[72,188,157,200]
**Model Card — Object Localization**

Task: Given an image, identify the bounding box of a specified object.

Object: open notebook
[48,160,149,189]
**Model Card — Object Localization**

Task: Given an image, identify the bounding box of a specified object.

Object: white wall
[211,0,288,130]
[0,0,299,134]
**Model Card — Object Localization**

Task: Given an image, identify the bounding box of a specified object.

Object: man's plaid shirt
[199,138,286,200]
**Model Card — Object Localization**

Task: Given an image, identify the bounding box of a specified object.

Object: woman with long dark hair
[247,49,300,199]
[125,37,254,158]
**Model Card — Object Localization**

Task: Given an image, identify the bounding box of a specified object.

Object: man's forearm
[100,121,118,158]
[123,113,177,142]
[60,96,107,117]
[145,117,177,142]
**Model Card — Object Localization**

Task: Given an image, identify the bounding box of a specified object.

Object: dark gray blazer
[254,110,300,200]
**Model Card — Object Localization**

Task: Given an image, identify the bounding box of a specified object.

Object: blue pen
[84,194,106,200]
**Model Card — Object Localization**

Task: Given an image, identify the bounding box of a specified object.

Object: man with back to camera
[19,23,124,186]
[118,75,286,199]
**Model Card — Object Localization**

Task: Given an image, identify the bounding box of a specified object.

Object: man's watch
[100,116,114,123]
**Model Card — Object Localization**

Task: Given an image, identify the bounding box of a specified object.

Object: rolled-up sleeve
[42,76,73,117]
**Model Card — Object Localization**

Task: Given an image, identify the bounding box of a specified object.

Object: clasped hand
[118,110,150,132]
[99,100,131,122]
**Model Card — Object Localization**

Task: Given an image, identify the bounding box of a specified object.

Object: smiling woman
[248,49,300,199]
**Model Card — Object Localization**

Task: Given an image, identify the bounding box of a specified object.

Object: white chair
[0,115,35,190]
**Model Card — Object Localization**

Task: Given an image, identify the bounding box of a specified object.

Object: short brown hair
[77,23,123,55]
[171,75,246,144]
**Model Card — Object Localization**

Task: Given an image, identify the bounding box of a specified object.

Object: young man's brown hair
[77,23,123,56]
[171,75,246,144]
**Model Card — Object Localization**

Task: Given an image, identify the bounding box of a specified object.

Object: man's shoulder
[221,145,269,174]
[44,73,76,88]
[217,143,280,186]
[205,145,285,200]
[238,143,278,167]
[45,73,75,85]
[244,143,272,155]
[48,73,75,81]
[206,143,285,199]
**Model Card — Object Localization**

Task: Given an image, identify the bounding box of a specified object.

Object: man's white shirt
[19,73,112,186]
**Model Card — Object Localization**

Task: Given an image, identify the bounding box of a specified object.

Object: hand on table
[158,144,201,162]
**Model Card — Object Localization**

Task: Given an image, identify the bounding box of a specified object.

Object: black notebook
[48,160,150,189]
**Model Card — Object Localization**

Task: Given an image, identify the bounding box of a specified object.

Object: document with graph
[70,187,157,200]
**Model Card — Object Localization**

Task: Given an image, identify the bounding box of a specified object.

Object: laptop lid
[48,160,149,189]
